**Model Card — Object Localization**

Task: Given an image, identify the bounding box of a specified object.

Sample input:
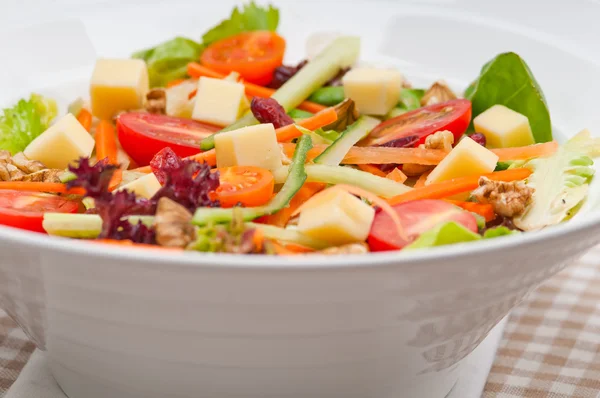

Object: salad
[0,2,598,255]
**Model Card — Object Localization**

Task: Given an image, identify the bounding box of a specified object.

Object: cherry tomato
[360,99,472,148]
[213,166,275,208]
[117,113,220,166]
[367,199,477,251]
[0,190,80,233]
[201,31,286,85]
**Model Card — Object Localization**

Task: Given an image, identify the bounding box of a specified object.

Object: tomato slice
[0,190,80,233]
[201,31,286,85]
[367,199,477,251]
[360,99,472,148]
[213,166,275,208]
[117,113,220,166]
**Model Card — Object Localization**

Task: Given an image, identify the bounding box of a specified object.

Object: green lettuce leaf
[0,94,58,155]
[483,226,519,239]
[398,88,425,110]
[132,37,204,88]
[513,129,600,231]
[465,52,552,143]
[406,221,520,250]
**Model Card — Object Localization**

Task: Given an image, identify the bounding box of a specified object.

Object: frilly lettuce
[406,222,519,250]
[0,94,58,154]
[513,129,600,231]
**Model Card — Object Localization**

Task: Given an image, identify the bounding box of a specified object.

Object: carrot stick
[276,108,338,142]
[95,120,122,189]
[492,141,558,162]
[270,241,314,255]
[414,171,430,188]
[446,200,496,222]
[76,109,92,132]
[187,62,326,113]
[0,181,85,195]
[387,168,532,206]
[386,168,408,183]
[260,182,325,227]
[357,164,387,177]
[166,78,187,88]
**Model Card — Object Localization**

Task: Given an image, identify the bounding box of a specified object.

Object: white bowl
[1,1,600,397]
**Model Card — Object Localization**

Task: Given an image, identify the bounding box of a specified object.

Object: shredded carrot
[445,200,496,222]
[76,108,92,132]
[252,228,265,252]
[166,78,187,88]
[414,171,430,188]
[276,108,338,142]
[269,240,314,255]
[491,141,558,162]
[386,168,408,183]
[187,62,326,113]
[0,181,85,195]
[260,182,325,227]
[357,164,387,177]
[387,168,532,206]
[95,120,122,189]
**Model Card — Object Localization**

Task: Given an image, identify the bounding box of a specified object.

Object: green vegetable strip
[192,134,313,226]
[308,86,345,106]
[200,36,360,150]
[247,223,330,250]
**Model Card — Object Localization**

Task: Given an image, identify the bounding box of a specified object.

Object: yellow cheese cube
[426,136,499,185]
[342,67,403,115]
[214,124,282,172]
[297,189,375,245]
[192,77,246,126]
[24,114,95,169]
[473,105,535,148]
[116,173,161,199]
[90,58,149,120]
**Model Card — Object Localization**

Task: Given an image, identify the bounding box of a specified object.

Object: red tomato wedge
[117,113,220,166]
[367,199,477,251]
[213,166,275,208]
[360,99,472,148]
[201,31,286,85]
[0,190,79,233]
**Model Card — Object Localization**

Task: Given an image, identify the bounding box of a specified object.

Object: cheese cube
[192,77,246,126]
[297,189,375,245]
[24,113,95,169]
[214,124,282,172]
[342,67,403,115]
[116,173,161,199]
[473,105,535,148]
[426,136,499,185]
[90,58,149,120]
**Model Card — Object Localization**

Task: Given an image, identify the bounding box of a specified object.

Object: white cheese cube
[24,113,95,169]
[214,124,282,172]
[90,58,149,120]
[192,77,246,126]
[473,105,535,148]
[342,67,403,115]
[426,136,499,185]
[297,189,375,245]
[116,173,161,199]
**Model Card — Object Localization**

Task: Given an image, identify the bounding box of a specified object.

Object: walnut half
[420,81,457,107]
[145,89,167,115]
[0,151,59,182]
[472,177,534,218]
[402,131,455,177]
[154,198,196,248]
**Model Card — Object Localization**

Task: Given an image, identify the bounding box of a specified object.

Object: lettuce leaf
[406,222,520,250]
[513,129,600,231]
[483,226,519,239]
[0,94,58,155]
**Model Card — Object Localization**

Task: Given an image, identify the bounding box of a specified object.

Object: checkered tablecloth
[2,249,600,398]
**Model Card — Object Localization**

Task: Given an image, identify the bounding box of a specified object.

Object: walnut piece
[420,81,457,107]
[472,176,534,218]
[402,131,455,176]
[317,243,370,255]
[145,89,167,115]
[154,197,196,248]
[0,151,60,182]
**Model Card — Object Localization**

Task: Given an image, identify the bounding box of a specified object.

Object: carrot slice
[414,171,430,188]
[387,168,532,206]
[76,109,92,132]
[95,120,122,189]
[446,200,496,222]
[386,168,408,183]
[0,182,85,195]
[187,62,326,113]
[357,164,387,177]
[491,141,558,162]
[275,108,338,142]
[260,182,325,227]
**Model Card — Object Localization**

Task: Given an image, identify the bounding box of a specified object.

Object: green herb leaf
[483,226,520,239]
[202,1,279,46]
[465,52,552,143]
[0,94,58,155]
[132,37,204,87]
[406,221,482,249]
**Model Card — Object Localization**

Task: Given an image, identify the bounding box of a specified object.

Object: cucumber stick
[193,135,313,226]
[273,164,412,198]
[42,213,154,239]
[313,116,380,166]
[200,36,360,150]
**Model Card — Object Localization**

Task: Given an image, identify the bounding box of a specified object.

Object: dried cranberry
[150,147,184,185]
[469,133,487,147]
[326,67,351,87]
[268,60,308,89]
[380,135,420,148]
[480,215,521,234]
[250,97,294,129]
[379,164,398,173]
